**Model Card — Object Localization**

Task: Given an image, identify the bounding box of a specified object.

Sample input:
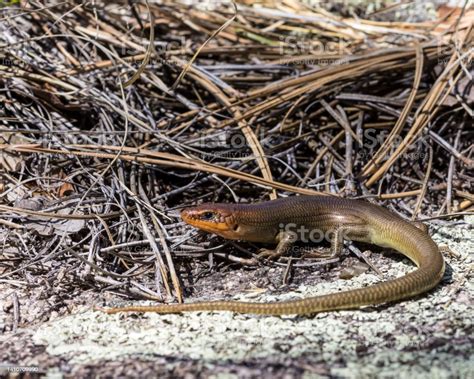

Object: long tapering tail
[97,222,444,315]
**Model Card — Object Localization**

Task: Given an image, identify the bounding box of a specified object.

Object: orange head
[181,203,240,240]
[181,202,279,243]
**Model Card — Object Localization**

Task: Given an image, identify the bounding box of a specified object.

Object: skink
[100,196,445,315]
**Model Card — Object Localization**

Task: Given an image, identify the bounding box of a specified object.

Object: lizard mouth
[181,207,232,233]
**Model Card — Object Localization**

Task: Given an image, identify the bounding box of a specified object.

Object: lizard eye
[201,211,216,221]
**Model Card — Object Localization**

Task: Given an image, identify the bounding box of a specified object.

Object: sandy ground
[0,216,472,378]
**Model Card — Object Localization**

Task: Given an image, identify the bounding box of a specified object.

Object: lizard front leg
[258,231,297,260]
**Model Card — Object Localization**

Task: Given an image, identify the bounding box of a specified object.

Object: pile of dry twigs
[0,1,472,315]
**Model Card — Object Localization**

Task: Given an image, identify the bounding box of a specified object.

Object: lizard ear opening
[232,223,239,232]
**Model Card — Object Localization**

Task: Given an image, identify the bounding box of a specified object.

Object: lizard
[98,195,445,315]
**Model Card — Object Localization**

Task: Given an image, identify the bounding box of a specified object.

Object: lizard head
[181,203,241,240]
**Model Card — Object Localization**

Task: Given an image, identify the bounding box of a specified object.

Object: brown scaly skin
[98,196,445,315]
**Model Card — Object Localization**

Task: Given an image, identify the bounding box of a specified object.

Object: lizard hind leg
[298,226,352,260]
[329,225,383,275]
